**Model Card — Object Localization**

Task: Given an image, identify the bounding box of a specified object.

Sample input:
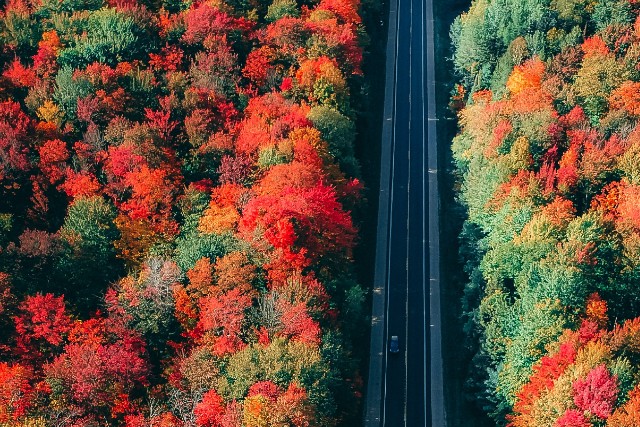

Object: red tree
[277,301,321,345]
[14,293,73,360]
[38,139,69,184]
[195,389,226,427]
[3,59,36,88]
[555,409,591,427]
[572,364,618,419]
[248,381,279,402]
[239,182,356,264]
[0,363,33,423]
[0,101,32,183]
[243,47,273,88]
[198,288,252,356]
[44,316,149,421]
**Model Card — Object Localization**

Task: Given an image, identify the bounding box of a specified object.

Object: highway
[364,0,443,422]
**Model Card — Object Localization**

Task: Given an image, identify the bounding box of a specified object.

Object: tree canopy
[453,1,640,425]
[0,0,368,422]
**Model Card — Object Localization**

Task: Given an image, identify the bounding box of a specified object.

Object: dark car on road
[389,335,399,353]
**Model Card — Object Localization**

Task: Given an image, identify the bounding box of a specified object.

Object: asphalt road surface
[364,0,443,423]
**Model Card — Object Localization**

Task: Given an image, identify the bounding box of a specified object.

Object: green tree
[174,229,239,272]
[265,0,300,22]
[53,66,94,120]
[307,106,359,177]
[57,8,154,68]
[573,52,628,123]
[452,0,556,92]
[56,196,122,310]
[0,7,41,57]
[591,0,632,31]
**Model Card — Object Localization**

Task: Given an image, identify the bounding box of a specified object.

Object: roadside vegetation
[0,0,370,424]
[452,1,640,425]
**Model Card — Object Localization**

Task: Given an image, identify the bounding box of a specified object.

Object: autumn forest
[453,0,640,425]
[0,0,369,423]
[9,0,640,424]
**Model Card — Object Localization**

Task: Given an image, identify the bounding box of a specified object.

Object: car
[389,335,400,353]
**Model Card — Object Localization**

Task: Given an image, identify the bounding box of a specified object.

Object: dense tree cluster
[452,0,640,425]
[0,0,368,423]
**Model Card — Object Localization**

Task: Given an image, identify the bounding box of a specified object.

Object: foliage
[56,196,122,309]
[57,8,152,68]
[0,0,367,422]
[452,1,640,424]
[506,304,640,426]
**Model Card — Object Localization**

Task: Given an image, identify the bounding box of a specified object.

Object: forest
[0,0,370,423]
[452,0,640,425]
